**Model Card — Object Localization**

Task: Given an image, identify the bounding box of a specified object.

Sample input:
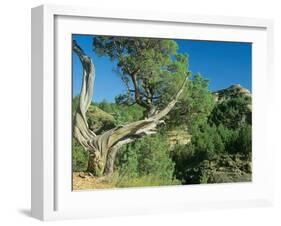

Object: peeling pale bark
[73,40,187,176]
[73,41,96,148]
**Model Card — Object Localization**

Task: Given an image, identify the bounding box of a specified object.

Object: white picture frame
[31,4,274,221]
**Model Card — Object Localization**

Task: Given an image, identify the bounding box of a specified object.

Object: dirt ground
[72,172,114,190]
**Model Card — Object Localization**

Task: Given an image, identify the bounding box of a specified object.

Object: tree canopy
[93,36,189,117]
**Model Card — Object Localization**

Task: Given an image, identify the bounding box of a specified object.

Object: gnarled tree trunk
[73,40,187,176]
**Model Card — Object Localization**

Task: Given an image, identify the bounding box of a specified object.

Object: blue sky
[72,34,252,103]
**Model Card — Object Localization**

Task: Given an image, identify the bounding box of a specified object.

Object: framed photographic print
[31,4,274,221]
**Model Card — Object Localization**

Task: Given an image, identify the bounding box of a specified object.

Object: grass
[72,172,180,190]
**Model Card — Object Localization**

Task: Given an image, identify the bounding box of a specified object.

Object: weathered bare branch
[73,40,96,149]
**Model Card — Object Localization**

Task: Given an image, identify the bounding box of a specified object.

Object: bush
[72,139,89,172]
[234,124,252,156]
[115,134,177,186]
[115,143,139,178]
[191,123,225,159]
[171,144,197,183]
[209,96,251,129]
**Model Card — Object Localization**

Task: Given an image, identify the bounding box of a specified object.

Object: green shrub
[234,124,252,156]
[171,144,197,183]
[191,123,225,159]
[209,96,251,129]
[115,134,177,186]
[72,139,89,172]
[115,144,139,178]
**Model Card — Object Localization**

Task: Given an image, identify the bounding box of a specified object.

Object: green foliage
[115,143,139,178]
[234,124,252,155]
[170,144,196,183]
[93,36,189,113]
[192,123,225,158]
[72,138,89,172]
[72,95,79,119]
[209,95,251,129]
[97,100,144,126]
[115,134,177,185]
[216,124,239,154]
[111,173,180,188]
[165,74,215,130]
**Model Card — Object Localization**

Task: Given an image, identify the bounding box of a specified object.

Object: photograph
[72,34,252,190]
